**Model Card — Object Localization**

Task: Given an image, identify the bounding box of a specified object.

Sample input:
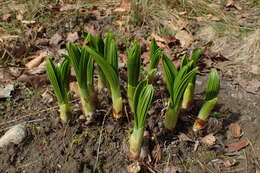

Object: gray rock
[0,124,27,148]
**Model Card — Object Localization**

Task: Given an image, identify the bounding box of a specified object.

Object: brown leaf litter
[228,141,249,153]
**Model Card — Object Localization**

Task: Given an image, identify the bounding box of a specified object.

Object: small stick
[94,108,110,172]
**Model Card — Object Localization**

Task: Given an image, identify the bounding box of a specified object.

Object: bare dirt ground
[0,0,259,172]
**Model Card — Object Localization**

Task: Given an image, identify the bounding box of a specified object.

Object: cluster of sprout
[46,32,220,160]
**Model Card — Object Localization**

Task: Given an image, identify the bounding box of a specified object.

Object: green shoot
[162,54,198,130]
[46,58,71,122]
[85,33,106,91]
[129,80,154,159]
[193,68,220,132]
[147,38,161,81]
[84,38,122,119]
[181,48,202,109]
[127,41,141,112]
[66,42,96,122]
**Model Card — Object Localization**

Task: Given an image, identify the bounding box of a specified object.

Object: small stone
[0,124,27,148]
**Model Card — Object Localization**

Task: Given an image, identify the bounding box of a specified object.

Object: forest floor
[0,0,260,172]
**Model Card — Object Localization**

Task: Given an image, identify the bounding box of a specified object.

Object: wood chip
[228,141,249,153]
[228,123,241,138]
[201,134,216,146]
[179,133,192,142]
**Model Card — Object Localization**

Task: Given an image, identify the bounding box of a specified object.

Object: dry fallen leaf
[228,141,249,152]
[256,168,260,173]
[49,33,63,46]
[0,84,14,98]
[175,30,193,49]
[168,18,188,31]
[201,134,216,146]
[84,25,98,36]
[228,123,241,138]
[179,133,192,142]
[25,50,50,69]
[226,0,242,10]
[27,61,46,75]
[66,32,79,43]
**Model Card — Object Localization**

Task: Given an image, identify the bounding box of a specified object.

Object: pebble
[0,124,27,148]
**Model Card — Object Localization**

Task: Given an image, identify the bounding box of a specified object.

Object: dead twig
[94,107,110,172]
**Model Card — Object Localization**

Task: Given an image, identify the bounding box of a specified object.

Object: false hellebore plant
[46,58,71,122]
[66,42,96,122]
[84,33,106,91]
[129,80,154,160]
[127,41,141,112]
[162,55,198,130]
[147,38,161,81]
[181,48,202,110]
[193,68,220,132]
[85,32,122,119]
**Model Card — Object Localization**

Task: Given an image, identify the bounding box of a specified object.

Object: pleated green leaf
[180,54,189,68]
[59,58,71,99]
[46,58,70,104]
[127,42,141,87]
[149,38,161,70]
[66,42,81,77]
[66,42,94,99]
[162,54,178,97]
[84,45,120,92]
[172,63,198,108]
[133,80,154,129]
[191,48,202,66]
[205,68,220,101]
[105,32,118,72]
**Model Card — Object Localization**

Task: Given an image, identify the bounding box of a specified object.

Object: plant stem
[129,127,144,160]
[164,105,180,130]
[78,87,96,122]
[182,82,194,110]
[128,84,135,112]
[111,88,122,119]
[193,98,218,132]
[59,103,71,122]
[198,98,218,120]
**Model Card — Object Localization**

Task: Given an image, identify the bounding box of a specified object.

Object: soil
[0,0,259,173]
